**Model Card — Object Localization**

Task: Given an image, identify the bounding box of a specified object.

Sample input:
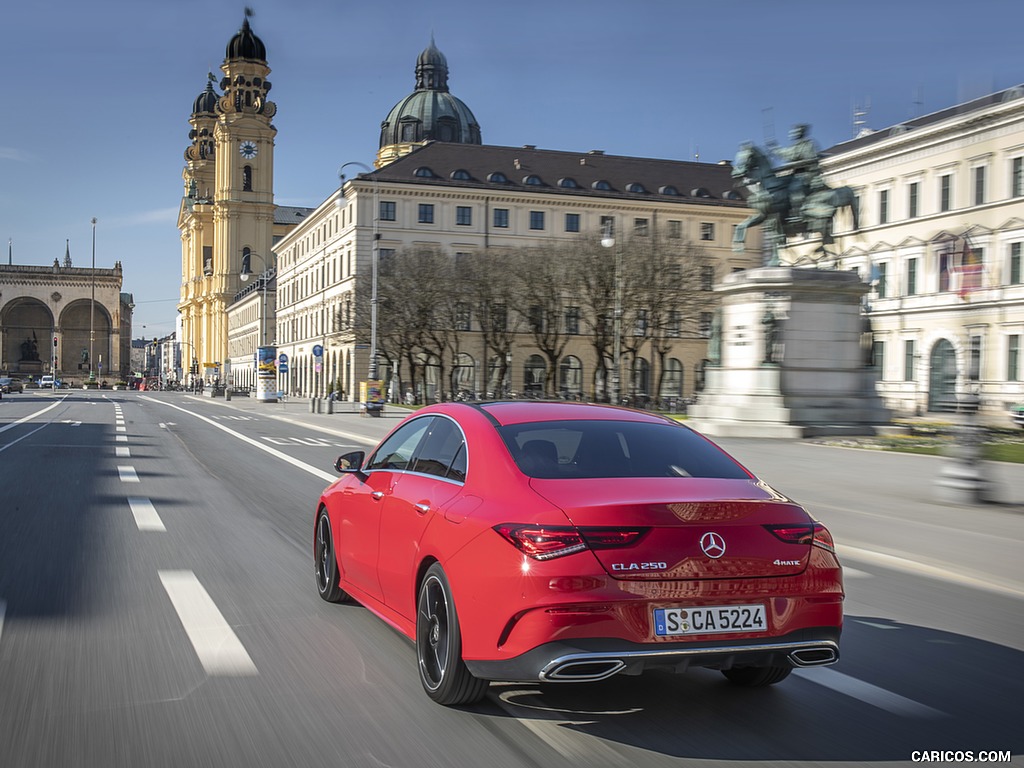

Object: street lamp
[89,217,97,383]
[600,218,622,405]
[239,249,275,348]
[338,162,381,383]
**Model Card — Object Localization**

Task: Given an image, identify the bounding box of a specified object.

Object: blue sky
[2,0,1021,336]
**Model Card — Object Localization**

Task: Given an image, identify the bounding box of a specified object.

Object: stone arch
[58,300,113,375]
[2,298,55,374]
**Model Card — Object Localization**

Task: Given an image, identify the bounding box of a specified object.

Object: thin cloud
[0,147,33,162]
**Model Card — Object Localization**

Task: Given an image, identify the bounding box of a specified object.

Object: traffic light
[53,335,58,348]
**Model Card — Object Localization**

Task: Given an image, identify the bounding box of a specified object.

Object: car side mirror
[335,450,366,473]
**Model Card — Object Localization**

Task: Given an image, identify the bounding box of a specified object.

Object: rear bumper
[464,627,840,683]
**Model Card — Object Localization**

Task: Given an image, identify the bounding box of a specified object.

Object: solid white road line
[838,543,1024,600]
[140,396,336,483]
[0,399,65,434]
[794,667,946,718]
[159,570,257,676]
[117,466,139,483]
[127,497,165,532]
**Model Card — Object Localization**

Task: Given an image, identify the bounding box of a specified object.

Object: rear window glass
[499,420,750,480]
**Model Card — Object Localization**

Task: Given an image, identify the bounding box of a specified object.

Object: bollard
[225,388,231,401]
[309,397,317,414]
[327,398,334,414]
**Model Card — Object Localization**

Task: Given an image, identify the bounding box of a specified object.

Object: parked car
[1010,403,1024,428]
[39,375,55,388]
[0,377,23,393]
[313,401,844,706]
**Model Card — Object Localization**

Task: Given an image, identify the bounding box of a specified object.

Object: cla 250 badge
[612,562,667,571]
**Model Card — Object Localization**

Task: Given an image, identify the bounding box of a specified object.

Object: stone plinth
[689,267,890,438]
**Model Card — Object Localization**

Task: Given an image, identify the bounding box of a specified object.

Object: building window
[1011,243,1022,285]
[872,340,885,374]
[529,211,545,230]
[635,309,648,336]
[565,213,580,233]
[876,262,887,298]
[1009,335,1021,382]
[418,204,434,224]
[456,206,472,226]
[599,215,615,236]
[878,189,889,225]
[493,208,509,228]
[940,174,952,212]
[243,165,253,192]
[490,303,507,332]
[668,220,682,239]
[906,258,918,295]
[379,201,396,221]
[668,310,681,337]
[701,265,715,291]
[969,336,982,380]
[908,182,919,218]
[203,245,213,276]
[699,312,713,338]
[455,302,471,331]
[1013,157,1024,198]
[565,306,580,334]
[699,222,715,241]
[528,305,543,332]
[634,218,649,236]
[973,166,986,206]
[904,340,916,381]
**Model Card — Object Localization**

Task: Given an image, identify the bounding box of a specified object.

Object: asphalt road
[0,390,1020,767]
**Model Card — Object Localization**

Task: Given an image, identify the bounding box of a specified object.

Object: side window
[367,418,432,471]
[410,418,466,480]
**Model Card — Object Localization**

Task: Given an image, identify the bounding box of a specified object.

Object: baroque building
[786,84,1024,421]
[177,14,282,383]
[270,39,757,403]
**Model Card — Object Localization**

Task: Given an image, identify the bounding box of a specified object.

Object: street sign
[279,363,289,373]
[312,344,323,357]
[278,353,288,364]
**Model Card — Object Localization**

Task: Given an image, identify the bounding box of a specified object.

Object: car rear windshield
[499,420,751,479]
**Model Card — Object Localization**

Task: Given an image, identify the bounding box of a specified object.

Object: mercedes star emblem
[699,531,727,559]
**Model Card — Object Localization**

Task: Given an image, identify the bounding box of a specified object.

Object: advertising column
[256,346,278,402]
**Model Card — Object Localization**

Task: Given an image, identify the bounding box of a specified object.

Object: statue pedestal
[16,361,43,375]
[689,267,890,438]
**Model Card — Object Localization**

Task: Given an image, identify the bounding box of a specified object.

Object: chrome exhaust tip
[544,659,626,682]
[788,646,839,667]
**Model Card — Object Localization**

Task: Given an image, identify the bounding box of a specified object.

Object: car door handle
[371,491,386,500]
[414,502,431,515]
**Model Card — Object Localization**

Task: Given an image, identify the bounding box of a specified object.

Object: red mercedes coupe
[314,402,843,706]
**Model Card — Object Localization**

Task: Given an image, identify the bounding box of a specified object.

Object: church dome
[378,38,481,160]
[192,78,218,115]
[225,15,266,62]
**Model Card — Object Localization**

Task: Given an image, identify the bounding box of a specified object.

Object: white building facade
[788,85,1024,420]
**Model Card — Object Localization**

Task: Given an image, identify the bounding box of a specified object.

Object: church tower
[178,11,277,379]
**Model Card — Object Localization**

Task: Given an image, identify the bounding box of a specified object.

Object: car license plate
[654,604,767,636]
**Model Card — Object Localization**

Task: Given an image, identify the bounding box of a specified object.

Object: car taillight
[764,522,836,552]
[494,525,647,561]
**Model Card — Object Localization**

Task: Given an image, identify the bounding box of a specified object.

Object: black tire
[722,665,793,687]
[416,564,488,706]
[314,509,352,603]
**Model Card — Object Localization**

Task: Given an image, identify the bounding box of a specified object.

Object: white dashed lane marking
[127,497,165,532]
[794,667,947,718]
[117,466,139,483]
[159,570,257,676]
[116,447,130,458]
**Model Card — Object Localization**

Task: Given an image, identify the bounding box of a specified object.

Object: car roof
[424,400,677,428]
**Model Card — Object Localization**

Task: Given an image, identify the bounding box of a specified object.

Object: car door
[377,416,467,620]
[333,417,432,602]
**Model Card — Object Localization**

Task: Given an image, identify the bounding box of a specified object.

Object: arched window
[625,182,647,193]
[558,178,579,188]
[523,175,544,186]
[243,165,253,191]
[413,166,436,178]
[450,169,472,180]
[592,180,613,191]
[524,354,546,396]
[558,355,583,398]
[487,171,510,183]
[661,358,684,400]
[660,185,681,196]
